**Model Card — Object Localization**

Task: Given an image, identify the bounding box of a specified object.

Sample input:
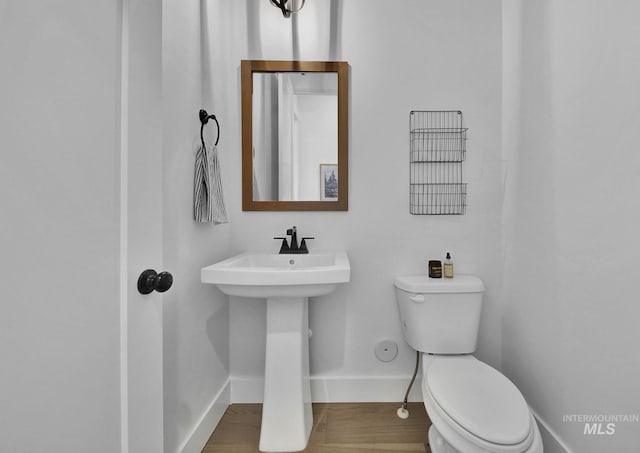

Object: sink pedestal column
[259,297,313,452]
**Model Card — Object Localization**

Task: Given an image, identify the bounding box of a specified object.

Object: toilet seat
[422,356,539,453]
[427,358,531,445]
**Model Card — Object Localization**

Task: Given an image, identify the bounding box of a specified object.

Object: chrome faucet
[274,226,314,254]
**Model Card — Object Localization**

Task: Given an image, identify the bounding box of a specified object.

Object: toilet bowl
[422,354,542,453]
[394,275,543,453]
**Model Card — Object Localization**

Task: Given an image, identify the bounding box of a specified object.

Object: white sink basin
[201,251,350,298]
[201,251,350,452]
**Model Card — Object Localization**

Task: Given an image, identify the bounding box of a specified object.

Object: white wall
[207,0,503,402]
[0,2,121,451]
[502,1,640,451]
[162,0,231,451]
[297,94,338,200]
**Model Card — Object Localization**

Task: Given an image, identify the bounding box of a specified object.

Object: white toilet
[394,275,543,453]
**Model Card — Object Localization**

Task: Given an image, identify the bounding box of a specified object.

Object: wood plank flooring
[203,403,432,453]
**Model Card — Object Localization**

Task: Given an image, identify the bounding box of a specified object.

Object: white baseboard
[178,379,230,453]
[530,408,573,453]
[230,375,423,404]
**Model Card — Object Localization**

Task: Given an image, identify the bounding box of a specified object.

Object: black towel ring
[199,109,220,148]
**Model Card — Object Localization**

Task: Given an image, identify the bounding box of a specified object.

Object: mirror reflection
[252,72,338,202]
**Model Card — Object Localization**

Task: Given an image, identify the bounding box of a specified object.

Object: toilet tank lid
[394,275,484,293]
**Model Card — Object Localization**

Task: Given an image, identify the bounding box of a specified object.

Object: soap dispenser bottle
[443,252,454,278]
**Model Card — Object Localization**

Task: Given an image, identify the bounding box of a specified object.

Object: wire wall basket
[410,110,468,215]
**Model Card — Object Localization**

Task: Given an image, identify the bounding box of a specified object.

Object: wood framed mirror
[241,60,348,211]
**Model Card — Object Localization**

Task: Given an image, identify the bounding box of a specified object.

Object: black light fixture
[270,0,306,18]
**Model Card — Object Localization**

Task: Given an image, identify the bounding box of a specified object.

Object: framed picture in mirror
[320,164,338,201]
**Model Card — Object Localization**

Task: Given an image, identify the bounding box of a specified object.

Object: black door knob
[137,269,173,295]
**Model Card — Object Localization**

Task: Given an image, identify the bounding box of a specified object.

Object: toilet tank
[394,275,485,354]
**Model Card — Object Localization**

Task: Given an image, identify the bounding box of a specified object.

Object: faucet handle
[273,237,290,254]
[286,226,298,250]
[299,237,315,253]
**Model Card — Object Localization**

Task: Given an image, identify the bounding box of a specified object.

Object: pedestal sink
[201,252,350,452]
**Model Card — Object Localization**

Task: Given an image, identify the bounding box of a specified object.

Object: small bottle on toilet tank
[443,252,454,278]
